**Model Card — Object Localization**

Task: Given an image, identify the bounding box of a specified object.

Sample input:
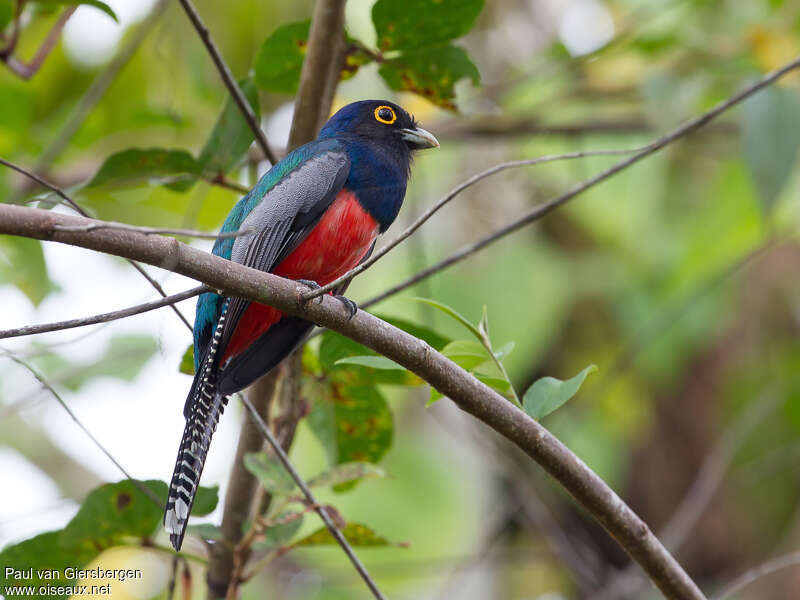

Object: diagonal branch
[361,55,800,309]
[304,146,644,300]
[0,203,705,600]
[0,286,207,340]
[240,395,387,600]
[176,0,277,165]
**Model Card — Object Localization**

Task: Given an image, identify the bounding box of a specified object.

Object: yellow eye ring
[374,105,397,125]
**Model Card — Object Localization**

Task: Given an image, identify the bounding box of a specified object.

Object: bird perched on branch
[164,100,438,550]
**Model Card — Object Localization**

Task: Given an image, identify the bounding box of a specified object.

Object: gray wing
[217,149,351,374]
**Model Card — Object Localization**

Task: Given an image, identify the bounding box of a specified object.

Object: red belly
[221,190,378,362]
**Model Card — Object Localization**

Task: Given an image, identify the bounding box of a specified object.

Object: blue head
[319,100,438,230]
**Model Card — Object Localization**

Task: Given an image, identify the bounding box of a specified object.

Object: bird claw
[296,279,324,304]
[334,295,358,320]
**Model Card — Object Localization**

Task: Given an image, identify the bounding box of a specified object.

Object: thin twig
[1,348,162,507]
[239,395,388,600]
[712,551,800,600]
[176,0,277,165]
[361,55,800,309]
[0,286,207,340]
[304,147,644,300]
[52,221,251,240]
[0,155,194,332]
[3,7,76,79]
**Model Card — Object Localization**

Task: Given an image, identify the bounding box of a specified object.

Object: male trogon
[164,100,438,550]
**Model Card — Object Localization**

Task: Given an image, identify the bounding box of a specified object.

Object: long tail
[164,301,229,550]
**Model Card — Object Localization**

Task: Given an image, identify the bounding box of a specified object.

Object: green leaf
[53,334,158,390]
[244,452,297,495]
[197,78,260,177]
[60,480,167,549]
[372,0,483,51]
[379,44,480,110]
[253,510,305,551]
[0,236,57,306]
[741,85,800,211]
[410,297,481,340]
[290,522,402,549]
[179,343,195,375]
[87,148,200,191]
[441,339,492,371]
[305,378,394,484]
[34,0,118,22]
[0,0,14,31]
[254,20,311,94]
[192,485,220,516]
[522,365,598,420]
[0,532,95,599]
[334,355,405,370]
[307,462,386,489]
[319,330,420,385]
[493,341,515,360]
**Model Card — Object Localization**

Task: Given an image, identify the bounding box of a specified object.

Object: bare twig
[52,221,251,240]
[240,394,387,600]
[0,203,706,600]
[1,348,162,506]
[0,286,207,340]
[304,147,644,300]
[176,0,277,165]
[361,55,800,309]
[3,7,76,79]
[711,551,800,600]
[0,155,193,332]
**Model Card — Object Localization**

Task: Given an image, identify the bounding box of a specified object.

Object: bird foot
[334,295,358,320]
[296,279,324,304]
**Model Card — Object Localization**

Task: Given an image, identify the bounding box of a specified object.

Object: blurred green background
[1,0,800,599]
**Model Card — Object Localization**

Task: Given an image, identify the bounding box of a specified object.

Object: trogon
[164,100,438,550]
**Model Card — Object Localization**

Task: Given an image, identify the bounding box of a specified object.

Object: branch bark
[0,203,705,600]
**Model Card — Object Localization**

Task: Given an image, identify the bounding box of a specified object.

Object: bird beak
[399,126,440,149]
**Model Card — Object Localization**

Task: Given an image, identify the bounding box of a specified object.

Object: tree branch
[176,0,277,165]
[304,147,644,300]
[360,55,800,309]
[2,7,76,79]
[0,203,705,600]
[0,286,207,340]
[711,551,800,600]
[286,0,346,149]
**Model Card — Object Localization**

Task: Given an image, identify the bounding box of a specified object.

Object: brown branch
[286,0,347,150]
[360,55,800,310]
[0,203,705,600]
[0,286,207,340]
[2,7,76,79]
[176,0,277,165]
[711,551,800,600]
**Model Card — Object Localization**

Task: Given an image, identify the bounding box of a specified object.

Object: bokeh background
[2,0,800,598]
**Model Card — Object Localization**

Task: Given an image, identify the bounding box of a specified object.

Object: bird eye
[374,105,397,125]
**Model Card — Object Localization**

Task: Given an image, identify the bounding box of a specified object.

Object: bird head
[318,100,439,152]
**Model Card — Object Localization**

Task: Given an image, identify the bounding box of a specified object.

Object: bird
[163,99,438,550]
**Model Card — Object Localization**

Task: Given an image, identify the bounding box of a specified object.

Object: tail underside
[164,300,229,550]
[164,383,228,550]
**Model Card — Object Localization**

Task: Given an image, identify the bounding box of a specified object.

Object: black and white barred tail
[164,301,229,551]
